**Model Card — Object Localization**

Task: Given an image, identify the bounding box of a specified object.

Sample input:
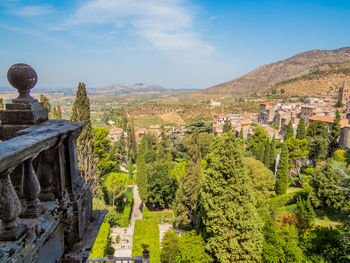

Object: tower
[338,79,350,105]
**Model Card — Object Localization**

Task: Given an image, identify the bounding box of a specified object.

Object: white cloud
[65,0,214,53]
[12,4,53,17]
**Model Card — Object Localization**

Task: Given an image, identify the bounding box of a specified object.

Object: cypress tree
[40,94,51,113]
[270,135,277,172]
[52,105,62,119]
[127,123,137,161]
[201,131,263,262]
[71,82,98,195]
[136,135,152,202]
[174,129,202,228]
[328,110,341,157]
[239,126,244,140]
[284,120,294,141]
[275,143,289,195]
[0,98,3,110]
[296,117,306,140]
[263,137,271,168]
[223,120,232,133]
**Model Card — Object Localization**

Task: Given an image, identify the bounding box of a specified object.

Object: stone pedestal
[0,102,48,140]
[0,63,48,140]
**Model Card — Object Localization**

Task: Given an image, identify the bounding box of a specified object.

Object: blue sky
[0,0,349,90]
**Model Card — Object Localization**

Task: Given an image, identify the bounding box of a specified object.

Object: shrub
[115,235,121,243]
[89,222,110,258]
[132,219,160,263]
[105,246,115,256]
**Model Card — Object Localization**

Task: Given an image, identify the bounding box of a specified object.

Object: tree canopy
[201,132,263,262]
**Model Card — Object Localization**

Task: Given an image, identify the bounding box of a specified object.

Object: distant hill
[0,83,170,96]
[184,47,350,100]
[87,83,171,95]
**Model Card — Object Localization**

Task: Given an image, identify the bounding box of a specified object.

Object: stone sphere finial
[7,63,37,103]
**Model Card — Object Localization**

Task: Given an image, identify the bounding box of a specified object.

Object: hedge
[132,219,160,263]
[116,187,133,227]
[89,222,110,259]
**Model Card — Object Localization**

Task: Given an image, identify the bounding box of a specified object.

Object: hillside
[183,47,350,100]
[265,61,350,96]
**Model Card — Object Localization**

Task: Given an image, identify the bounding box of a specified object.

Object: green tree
[127,123,137,161]
[310,160,350,209]
[245,157,275,209]
[239,126,244,140]
[186,120,213,133]
[71,82,98,195]
[0,98,3,110]
[296,117,306,140]
[94,128,119,178]
[104,173,128,207]
[247,126,269,162]
[262,217,305,263]
[295,197,315,230]
[201,132,263,262]
[328,110,341,157]
[160,230,180,263]
[270,136,277,172]
[146,161,177,209]
[284,120,294,141]
[285,137,309,176]
[136,135,149,202]
[176,231,213,263]
[335,100,344,108]
[51,105,62,119]
[263,137,271,168]
[275,144,289,195]
[199,132,214,158]
[308,136,328,166]
[307,120,328,139]
[174,130,202,228]
[223,120,232,133]
[40,94,51,112]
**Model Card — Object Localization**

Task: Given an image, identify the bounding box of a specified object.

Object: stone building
[338,79,350,105]
[258,102,275,123]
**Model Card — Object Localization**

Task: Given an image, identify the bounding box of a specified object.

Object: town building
[338,79,350,105]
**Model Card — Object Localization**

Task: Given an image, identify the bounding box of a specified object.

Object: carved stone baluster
[20,157,45,218]
[0,167,26,241]
[38,149,56,201]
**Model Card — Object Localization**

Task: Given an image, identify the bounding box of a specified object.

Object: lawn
[132,219,160,263]
[142,208,174,224]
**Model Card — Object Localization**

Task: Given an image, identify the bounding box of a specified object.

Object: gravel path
[110,185,143,257]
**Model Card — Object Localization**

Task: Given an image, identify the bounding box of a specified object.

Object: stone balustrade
[0,64,105,263]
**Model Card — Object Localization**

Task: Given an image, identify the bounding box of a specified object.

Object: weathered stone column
[20,157,44,218]
[37,148,56,201]
[0,167,26,240]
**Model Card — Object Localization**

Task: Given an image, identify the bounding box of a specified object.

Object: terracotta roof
[260,102,273,106]
[309,115,349,127]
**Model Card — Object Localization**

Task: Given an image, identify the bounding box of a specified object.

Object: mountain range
[184,47,350,100]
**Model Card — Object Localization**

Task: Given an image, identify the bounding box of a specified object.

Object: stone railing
[0,64,105,263]
[87,255,149,263]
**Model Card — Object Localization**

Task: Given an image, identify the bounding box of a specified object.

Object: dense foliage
[275,144,289,195]
[201,132,264,262]
[174,130,202,228]
[71,82,98,195]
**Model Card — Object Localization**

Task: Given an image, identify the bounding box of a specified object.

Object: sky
[0,0,349,90]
